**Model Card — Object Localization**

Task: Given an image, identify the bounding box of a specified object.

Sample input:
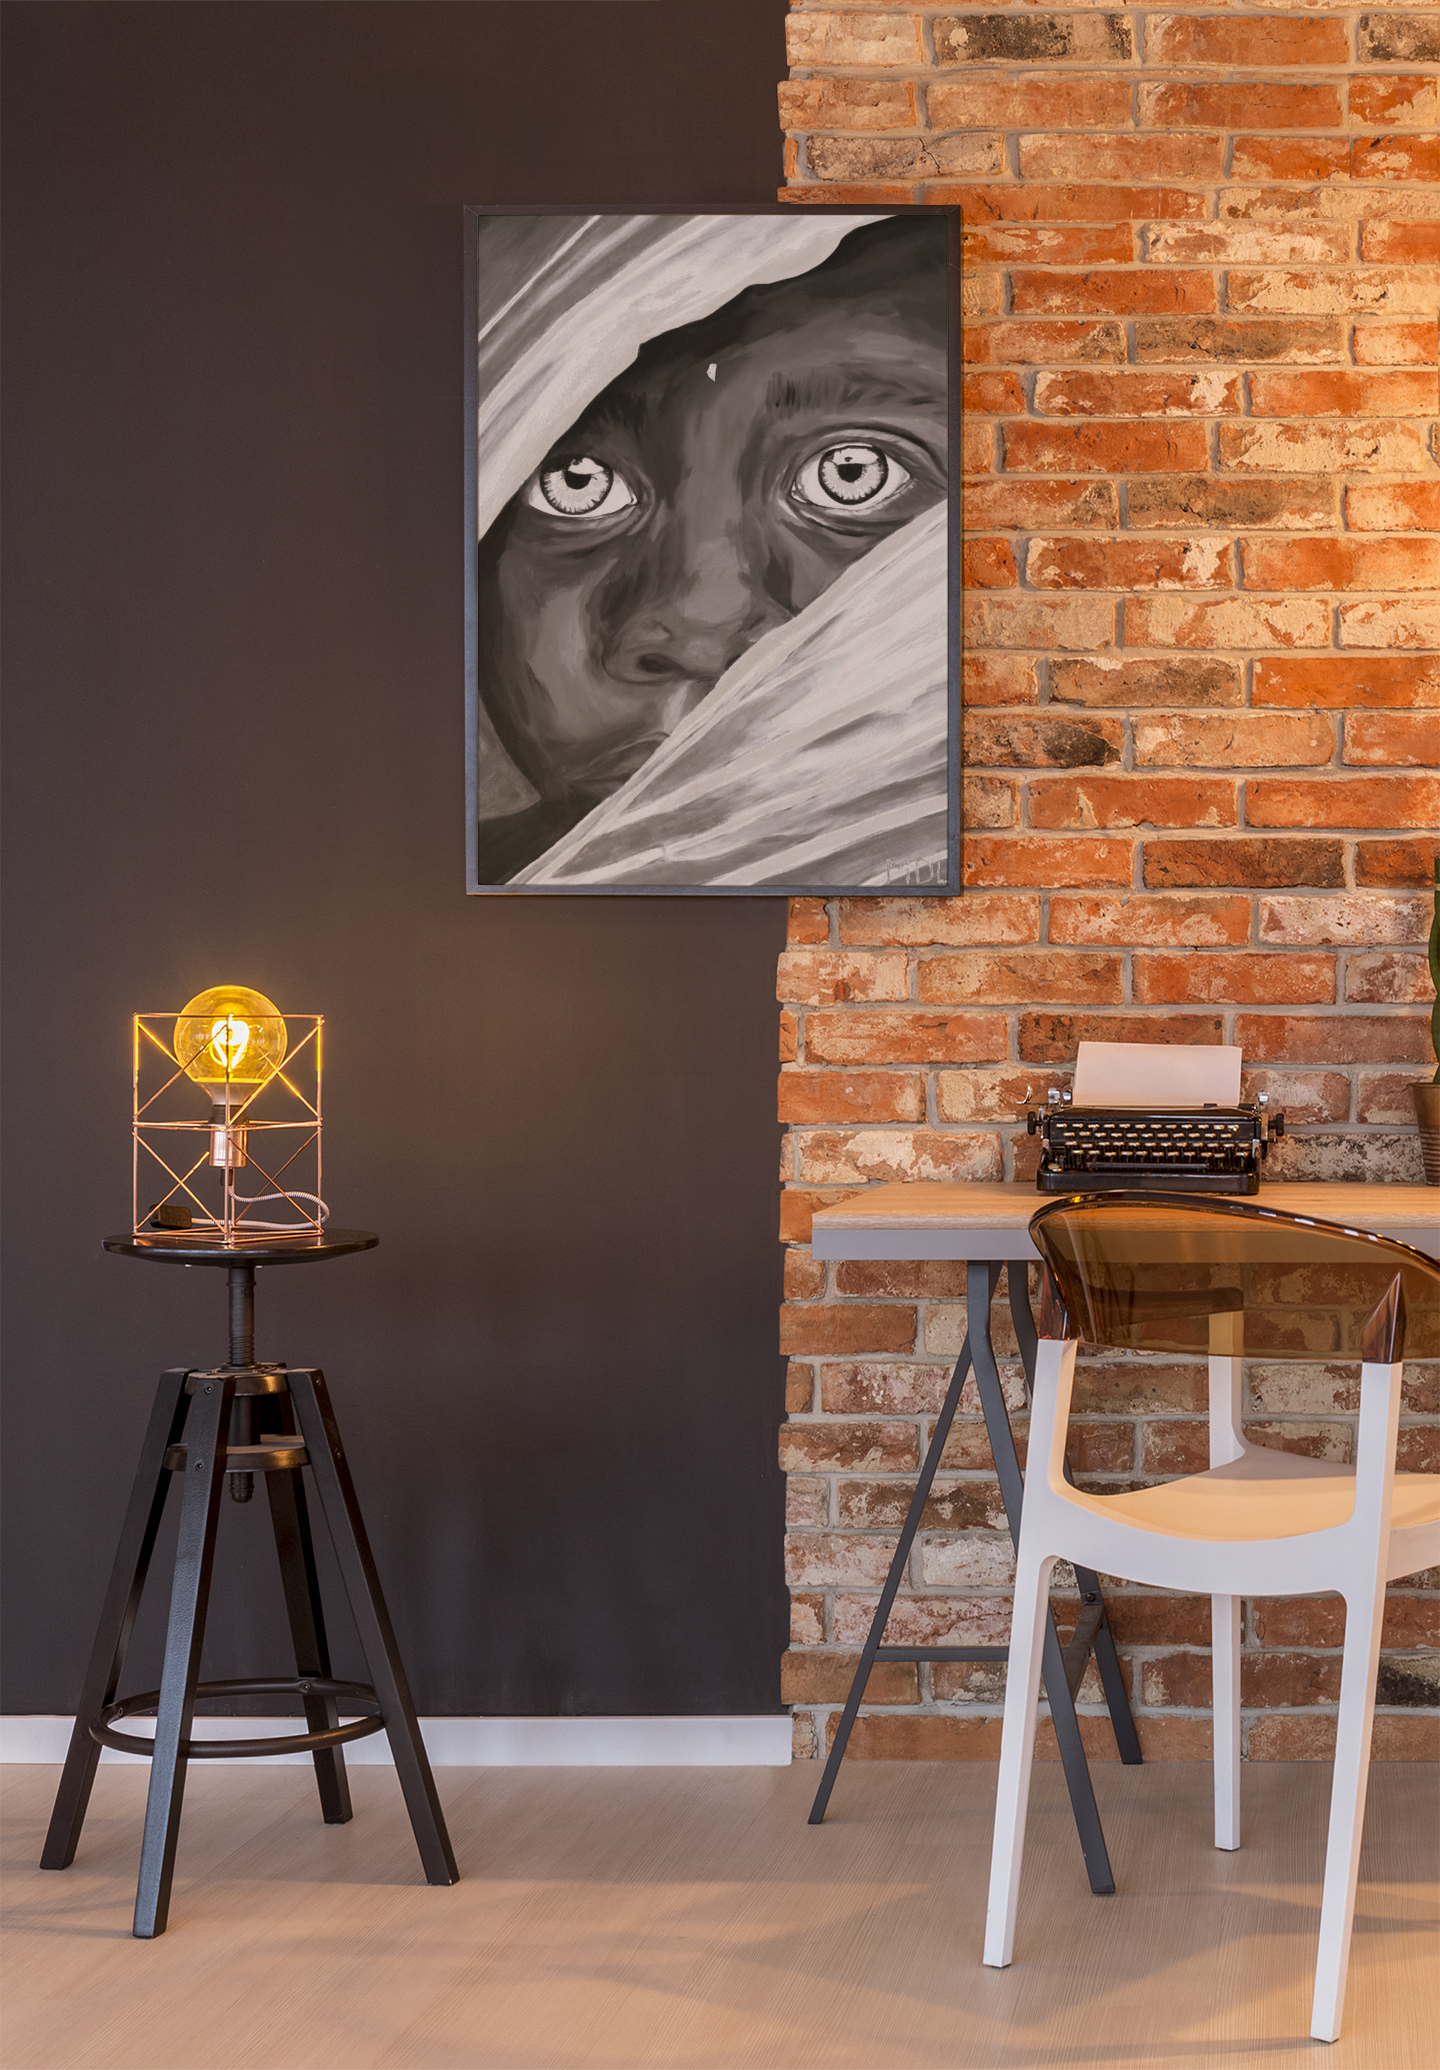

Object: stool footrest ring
[91,1678,385,1759]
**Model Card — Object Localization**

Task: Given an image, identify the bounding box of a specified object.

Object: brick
[1250,1715,1440,1761]
[1357,73,1431,128]
[934,14,1134,66]
[1104,1592,1212,1647]
[1250,775,1440,830]
[964,836,1133,888]
[840,1476,1011,1535]
[838,896,1039,949]
[1362,219,1440,265]
[1352,135,1440,181]
[927,73,1133,135]
[1356,14,1440,65]
[826,1713,1005,1761]
[784,1530,901,1591]
[1019,1012,1223,1063]
[780,1010,797,1063]
[784,1248,825,1302]
[779,183,924,211]
[941,184,1207,228]
[1224,184,1440,224]
[964,320,1126,369]
[1357,1069,1440,1124]
[794,1130,1004,1186]
[1345,483,1440,531]
[1133,953,1335,1006]
[835,1259,968,1300]
[779,1421,920,1476]
[1345,713,1440,766]
[965,714,1123,767]
[781,1651,917,1708]
[1050,657,1243,708]
[964,655,1041,709]
[917,951,1123,1008]
[1143,837,1344,889]
[1244,538,1440,593]
[964,223,1135,268]
[920,1533,1017,1589]
[1128,477,1337,532]
[1126,596,1331,650]
[1139,82,1343,132]
[1355,837,1440,886]
[1346,952,1434,1004]
[1221,420,1430,473]
[1020,134,1226,184]
[1033,371,1242,419]
[936,1065,1070,1124]
[1045,1715,1217,1763]
[778,1069,924,1126]
[777,951,908,1007]
[1005,421,1210,474]
[788,898,828,946]
[1134,316,1345,365]
[1236,1013,1432,1064]
[1148,1651,1346,1712]
[1230,269,1440,316]
[777,79,917,134]
[784,11,924,68]
[963,478,1120,529]
[959,272,1006,322]
[1339,598,1440,650]
[1050,895,1251,949]
[790,1592,823,1646]
[787,1477,827,1527]
[963,775,1018,832]
[1257,1593,1440,1652]
[832,1593,1015,1651]
[962,537,1018,589]
[1231,137,1351,184]
[1250,369,1439,417]
[805,133,1007,185]
[1259,894,1428,947]
[779,1303,916,1358]
[786,1361,816,1415]
[1145,16,1347,68]
[1253,655,1440,709]
[804,1011,1009,1066]
[1028,537,1232,592]
[1147,223,1350,266]
[1249,1358,1439,1416]
[1030,776,1237,830]
[1073,1362,1209,1414]
[1133,711,1334,768]
[1010,272,1216,318]
[962,372,1025,418]
[964,594,1117,650]
[1354,321,1440,366]
[1240,1068,1351,1124]
[820,1363,954,1416]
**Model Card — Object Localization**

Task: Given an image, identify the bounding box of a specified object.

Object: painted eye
[527,456,637,519]
[792,442,911,513]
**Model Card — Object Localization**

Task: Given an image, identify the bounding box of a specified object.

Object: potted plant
[1413,857,1440,1184]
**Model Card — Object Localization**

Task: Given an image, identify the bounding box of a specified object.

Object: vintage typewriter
[1028,1088,1284,1194]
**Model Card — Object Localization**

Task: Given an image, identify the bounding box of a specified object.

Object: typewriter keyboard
[1049,1118,1251,1176]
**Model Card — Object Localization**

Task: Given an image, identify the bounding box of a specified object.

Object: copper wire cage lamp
[132,984,324,1244]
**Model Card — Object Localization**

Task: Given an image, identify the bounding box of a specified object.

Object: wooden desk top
[809,1182,1439,1262]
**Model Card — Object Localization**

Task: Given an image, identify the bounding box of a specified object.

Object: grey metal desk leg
[1006,1269,1142,1767]
[807,1293,987,1826]
[972,1263,1115,1896]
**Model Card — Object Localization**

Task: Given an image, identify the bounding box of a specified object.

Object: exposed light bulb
[175,986,287,1167]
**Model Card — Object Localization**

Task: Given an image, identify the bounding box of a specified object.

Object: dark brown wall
[1,1,791,1714]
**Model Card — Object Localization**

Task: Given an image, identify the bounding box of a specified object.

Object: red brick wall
[775,2,1439,1761]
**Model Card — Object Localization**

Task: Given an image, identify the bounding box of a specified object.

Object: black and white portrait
[466,209,959,893]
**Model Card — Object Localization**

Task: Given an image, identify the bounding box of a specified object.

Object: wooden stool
[40,1231,458,1936]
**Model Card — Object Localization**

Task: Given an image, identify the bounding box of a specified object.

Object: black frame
[463,203,964,897]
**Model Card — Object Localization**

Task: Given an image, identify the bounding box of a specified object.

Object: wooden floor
[2,1762,1436,2070]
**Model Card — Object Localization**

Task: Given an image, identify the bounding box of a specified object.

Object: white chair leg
[1309,1583,1385,2044]
[1212,1594,1241,1851]
[983,1552,1056,1968]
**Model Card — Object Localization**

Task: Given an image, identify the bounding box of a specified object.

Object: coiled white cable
[229,1190,330,1230]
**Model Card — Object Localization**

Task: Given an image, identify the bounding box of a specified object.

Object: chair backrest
[1029,1192,1439,1364]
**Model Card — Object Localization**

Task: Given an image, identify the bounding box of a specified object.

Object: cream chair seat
[981,1191,1440,2046]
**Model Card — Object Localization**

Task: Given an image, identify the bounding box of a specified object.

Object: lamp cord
[228,1189,329,1229]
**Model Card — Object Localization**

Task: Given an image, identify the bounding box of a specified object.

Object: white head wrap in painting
[474,213,951,887]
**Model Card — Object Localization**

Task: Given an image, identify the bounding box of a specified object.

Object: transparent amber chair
[982,1193,1440,2043]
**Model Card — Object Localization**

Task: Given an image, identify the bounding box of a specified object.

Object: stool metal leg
[267,1454,353,1825]
[133,1375,235,1938]
[41,1369,193,1873]
[286,1369,458,1886]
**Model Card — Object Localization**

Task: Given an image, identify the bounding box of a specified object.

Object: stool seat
[162,1439,309,1473]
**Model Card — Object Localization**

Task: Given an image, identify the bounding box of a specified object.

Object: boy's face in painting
[477,226,949,807]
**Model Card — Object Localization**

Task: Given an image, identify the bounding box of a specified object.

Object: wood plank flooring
[2,1761,1436,2070]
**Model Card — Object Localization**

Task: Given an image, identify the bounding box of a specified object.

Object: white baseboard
[0,1713,792,1768]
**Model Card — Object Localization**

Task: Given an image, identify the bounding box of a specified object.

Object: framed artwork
[464,204,962,895]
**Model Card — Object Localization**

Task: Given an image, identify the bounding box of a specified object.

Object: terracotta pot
[1412,1081,1440,1186]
